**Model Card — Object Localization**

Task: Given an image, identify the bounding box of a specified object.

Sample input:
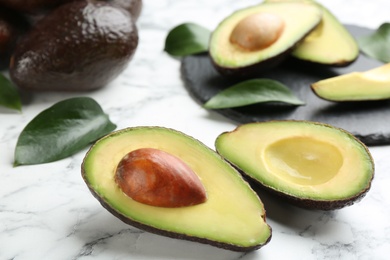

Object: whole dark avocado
[9,0,138,91]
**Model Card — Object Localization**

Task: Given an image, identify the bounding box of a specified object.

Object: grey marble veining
[1,1,390,259]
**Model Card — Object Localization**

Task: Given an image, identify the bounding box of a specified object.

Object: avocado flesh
[266,0,359,66]
[215,121,374,210]
[209,2,322,76]
[312,63,390,101]
[82,126,271,251]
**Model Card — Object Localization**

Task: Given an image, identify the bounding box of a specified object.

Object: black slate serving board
[181,25,389,146]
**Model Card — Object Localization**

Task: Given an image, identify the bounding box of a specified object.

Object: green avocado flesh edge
[82,126,271,249]
[291,2,358,65]
[215,121,374,202]
[209,1,322,68]
[266,0,358,65]
[312,63,390,101]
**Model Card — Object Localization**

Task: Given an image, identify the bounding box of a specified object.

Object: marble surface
[1,0,390,259]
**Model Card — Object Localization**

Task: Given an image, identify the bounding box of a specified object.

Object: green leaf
[204,79,305,109]
[358,23,390,63]
[14,97,116,166]
[164,23,210,56]
[0,74,22,111]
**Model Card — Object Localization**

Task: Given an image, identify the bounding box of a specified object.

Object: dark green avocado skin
[9,0,138,91]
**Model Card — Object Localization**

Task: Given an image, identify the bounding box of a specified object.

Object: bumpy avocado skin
[215,121,375,210]
[9,1,138,91]
[81,126,272,252]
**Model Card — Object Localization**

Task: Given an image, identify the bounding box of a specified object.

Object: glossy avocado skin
[10,1,138,91]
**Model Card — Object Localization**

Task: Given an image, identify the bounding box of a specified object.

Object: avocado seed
[230,12,285,51]
[115,148,207,208]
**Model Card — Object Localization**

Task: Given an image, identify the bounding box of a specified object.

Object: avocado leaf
[14,97,116,166]
[0,74,22,112]
[204,79,305,109]
[358,23,390,63]
[164,23,210,57]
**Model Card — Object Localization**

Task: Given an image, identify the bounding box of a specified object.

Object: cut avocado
[209,1,322,77]
[266,0,359,66]
[215,121,374,210]
[312,63,390,102]
[82,126,271,251]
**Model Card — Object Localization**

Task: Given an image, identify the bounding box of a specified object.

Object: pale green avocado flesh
[312,63,390,101]
[82,126,271,251]
[215,121,374,210]
[209,1,322,69]
[266,0,359,66]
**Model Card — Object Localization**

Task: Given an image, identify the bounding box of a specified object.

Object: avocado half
[215,121,374,210]
[209,1,322,78]
[312,63,390,102]
[81,126,271,251]
[266,0,359,66]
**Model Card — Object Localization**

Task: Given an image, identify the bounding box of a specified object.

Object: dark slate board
[181,25,390,146]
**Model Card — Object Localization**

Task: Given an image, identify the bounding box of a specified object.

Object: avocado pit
[230,12,285,51]
[115,148,207,208]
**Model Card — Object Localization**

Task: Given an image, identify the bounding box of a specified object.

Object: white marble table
[1,0,390,259]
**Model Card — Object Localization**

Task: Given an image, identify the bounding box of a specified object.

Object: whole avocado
[9,0,138,91]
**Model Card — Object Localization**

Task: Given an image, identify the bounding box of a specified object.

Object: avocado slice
[81,126,271,251]
[215,121,374,210]
[209,1,322,77]
[266,0,359,66]
[311,63,390,102]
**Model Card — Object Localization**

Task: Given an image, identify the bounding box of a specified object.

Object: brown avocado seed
[115,148,207,208]
[230,12,285,51]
